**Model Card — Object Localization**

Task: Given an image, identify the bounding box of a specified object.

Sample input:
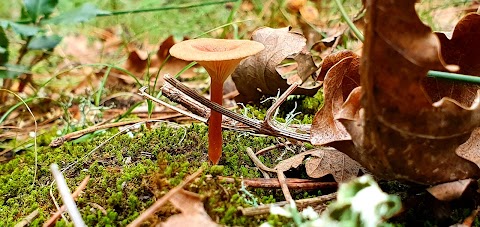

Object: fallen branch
[218,176,337,190]
[162,75,310,142]
[43,175,90,227]
[239,192,337,216]
[128,167,204,227]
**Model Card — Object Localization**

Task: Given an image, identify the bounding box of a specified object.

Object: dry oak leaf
[161,189,218,227]
[424,13,480,107]
[275,149,317,172]
[337,0,480,184]
[122,36,196,79]
[305,147,362,183]
[231,27,320,103]
[310,50,360,146]
[274,148,361,183]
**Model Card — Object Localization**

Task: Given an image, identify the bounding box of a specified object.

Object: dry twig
[162,75,310,141]
[277,170,293,202]
[239,192,337,216]
[44,176,90,227]
[255,141,292,156]
[246,147,276,173]
[218,176,337,190]
[50,164,86,227]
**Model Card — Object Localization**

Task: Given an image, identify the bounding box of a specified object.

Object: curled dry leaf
[274,148,361,183]
[336,0,480,184]
[162,189,218,227]
[232,27,320,103]
[310,50,360,145]
[424,13,480,107]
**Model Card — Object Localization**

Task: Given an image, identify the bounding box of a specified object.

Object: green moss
[0,122,306,226]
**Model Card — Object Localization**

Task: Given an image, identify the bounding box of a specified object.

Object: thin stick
[138,86,207,123]
[239,193,337,216]
[128,167,204,227]
[427,70,480,84]
[246,147,276,173]
[333,0,364,41]
[98,0,238,16]
[44,176,91,227]
[262,83,310,141]
[462,206,480,227]
[14,209,39,227]
[163,75,310,141]
[255,142,292,156]
[277,170,293,202]
[50,164,86,227]
[218,176,337,190]
[49,116,178,147]
[164,75,262,128]
[162,82,211,120]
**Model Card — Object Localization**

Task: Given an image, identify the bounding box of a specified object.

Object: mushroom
[170,38,264,164]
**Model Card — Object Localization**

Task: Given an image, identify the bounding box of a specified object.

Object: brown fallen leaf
[161,189,218,227]
[232,27,320,103]
[424,13,480,107]
[58,35,102,64]
[426,179,475,201]
[335,0,480,184]
[305,147,362,183]
[275,149,317,172]
[155,36,197,80]
[121,36,197,80]
[274,148,361,183]
[124,49,149,74]
[310,51,360,145]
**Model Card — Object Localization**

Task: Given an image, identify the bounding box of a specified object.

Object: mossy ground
[2,91,480,226]
[0,111,319,226]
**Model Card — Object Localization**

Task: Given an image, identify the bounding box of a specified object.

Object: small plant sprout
[170,38,264,164]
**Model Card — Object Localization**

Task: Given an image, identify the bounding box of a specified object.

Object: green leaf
[43,3,110,25]
[0,20,8,29]
[9,22,40,37]
[24,0,59,22]
[27,35,62,50]
[0,27,8,65]
[0,64,29,79]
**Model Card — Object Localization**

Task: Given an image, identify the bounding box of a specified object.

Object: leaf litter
[3,0,480,226]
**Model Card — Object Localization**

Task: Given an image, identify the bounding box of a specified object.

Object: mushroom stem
[208,77,224,164]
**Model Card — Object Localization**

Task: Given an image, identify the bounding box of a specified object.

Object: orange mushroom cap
[169,38,265,82]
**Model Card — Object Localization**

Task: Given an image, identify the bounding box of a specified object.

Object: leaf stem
[427,70,480,84]
[333,0,364,42]
[97,0,238,17]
